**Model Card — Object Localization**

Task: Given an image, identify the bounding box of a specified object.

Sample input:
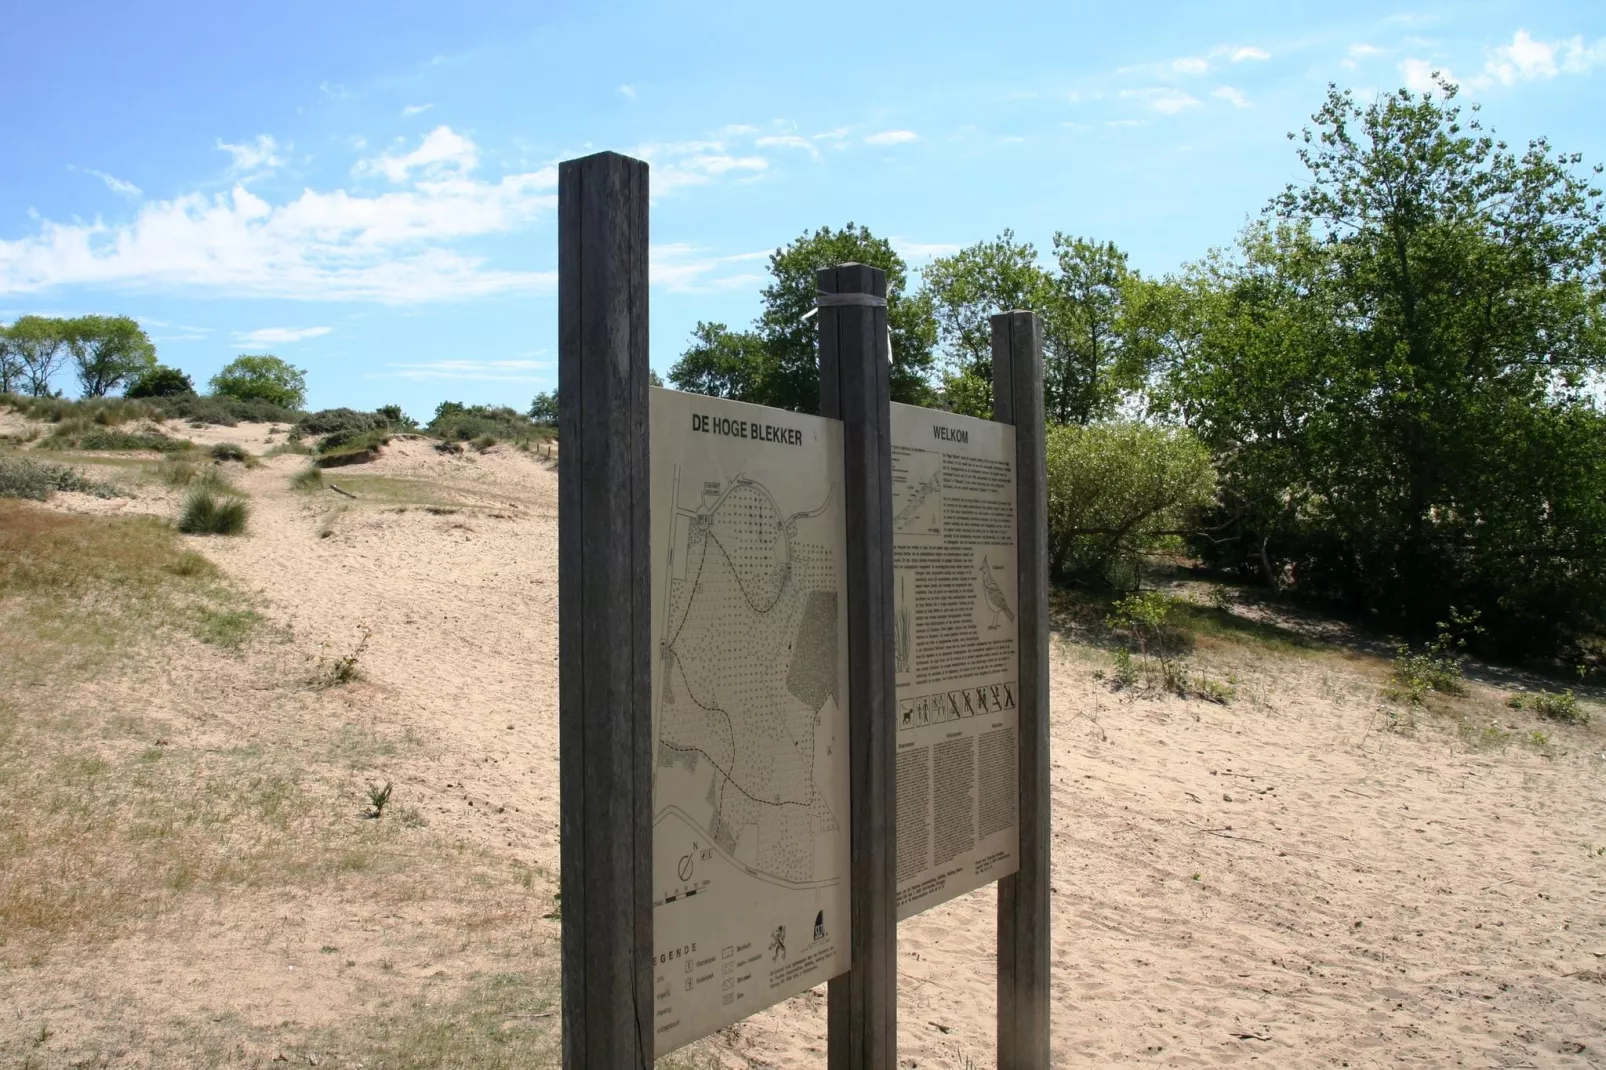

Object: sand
[3,423,1604,1068]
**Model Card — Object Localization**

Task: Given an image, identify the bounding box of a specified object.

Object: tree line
[668,79,1606,661]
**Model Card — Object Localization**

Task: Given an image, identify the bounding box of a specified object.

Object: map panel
[889,402,1021,920]
[648,387,851,1056]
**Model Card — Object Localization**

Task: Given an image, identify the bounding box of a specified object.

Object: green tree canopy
[669,223,936,413]
[210,355,307,410]
[1163,77,1606,653]
[67,315,157,397]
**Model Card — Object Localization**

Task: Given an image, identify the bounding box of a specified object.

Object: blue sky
[3,1,1604,415]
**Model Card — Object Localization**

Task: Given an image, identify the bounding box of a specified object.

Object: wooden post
[557,151,653,1070]
[818,264,898,1070]
[991,311,1051,1069]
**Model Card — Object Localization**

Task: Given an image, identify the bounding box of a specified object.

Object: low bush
[1,393,161,426]
[40,424,194,453]
[427,402,555,448]
[296,407,389,437]
[1387,609,1481,706]
[210,442,251,463]
[316,427,392,467]
[1532,690,1589,726]
[157,457,199,487]
[0,456,122,500]
[125,365,195,398]
[150,393,301,427]
[177,489,249,536]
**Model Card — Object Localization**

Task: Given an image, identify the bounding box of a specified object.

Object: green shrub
[39,426,194,453]
[0,456,121,500]
[209,355,306,410]
[125,365,194,398]
[427,402,555,448]
[473,433,498,452]
[296,408,388,437]
[151,393,300,427]
[210,442,250,463]
[1532,690,1588,726]
[1387,609,1481,706]
[290,466,324,492]
[1045,421,1215,587]
[316,427,392,467]
[177,489,249,536]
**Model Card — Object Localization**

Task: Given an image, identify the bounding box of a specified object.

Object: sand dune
[4,427,1603,1068]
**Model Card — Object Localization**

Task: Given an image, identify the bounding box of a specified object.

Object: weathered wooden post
[557,150,653,1069]
[818,264,899,1070]
[990,311,1051,1069]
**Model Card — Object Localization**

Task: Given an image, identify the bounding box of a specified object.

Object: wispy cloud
[234,326,332,347]
[356,125,479,182]
[618,83,637,100]
[217,134,284,173]
[864,129,918,146]
[70,166,142,200]
[755,134,818,157]
[1172,57,1209,75]
[650,243,768,293]
[375,358,554,382]
[1341,43,1384,69]
[0,129,561,303]
[1230,46,1271,62]
[633,140,769,194]
[896,240,962,261]
[1120,88,1202,115]
[1212,85,1250,108]
[400,103,434,118]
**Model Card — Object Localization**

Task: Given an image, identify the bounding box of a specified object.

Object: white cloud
[1212,86,1250,108]
[356,125,478,183]
[0,143,561,303]
[234,326,332,347]
[755,134,818,157]
[1230,46,1271,62]
[1120,88,1202,114]
[864,129,918,146]
[633,140,769,194]
[217,134,284,173]
[1400,57,1445,93]
[72,167,142,199]
[650,243,768,293]
[813,128,849,141]
[1483,29,1605,85]
[400,103,434,117]
[618,84,637,100]
[1173,57,1209,75]
[374,358,554,382]
[896,240,961,261]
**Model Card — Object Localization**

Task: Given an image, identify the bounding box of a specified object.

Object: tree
[210,355,307,409]
[921,231,1154,423]
[67,315,157,397]
[1165,77,1606,653]
[6,316,70,396]
[527,389,559,426]
[0,325,23,394]
[922,231,1052,417]
[669,322,769,400]
[126,364,196,398]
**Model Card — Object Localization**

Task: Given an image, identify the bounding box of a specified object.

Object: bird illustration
[978,557,1015,631]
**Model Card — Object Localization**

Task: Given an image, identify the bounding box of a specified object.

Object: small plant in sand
[1532,690,1588,725]
[1106,591,1207,699]
[365,781,393,819]
[1388,608,1481,706]
[290,466,324,492]
[316,623,372,686]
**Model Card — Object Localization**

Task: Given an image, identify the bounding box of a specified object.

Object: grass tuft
[178,489,249,536]
[290,466,325,492]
